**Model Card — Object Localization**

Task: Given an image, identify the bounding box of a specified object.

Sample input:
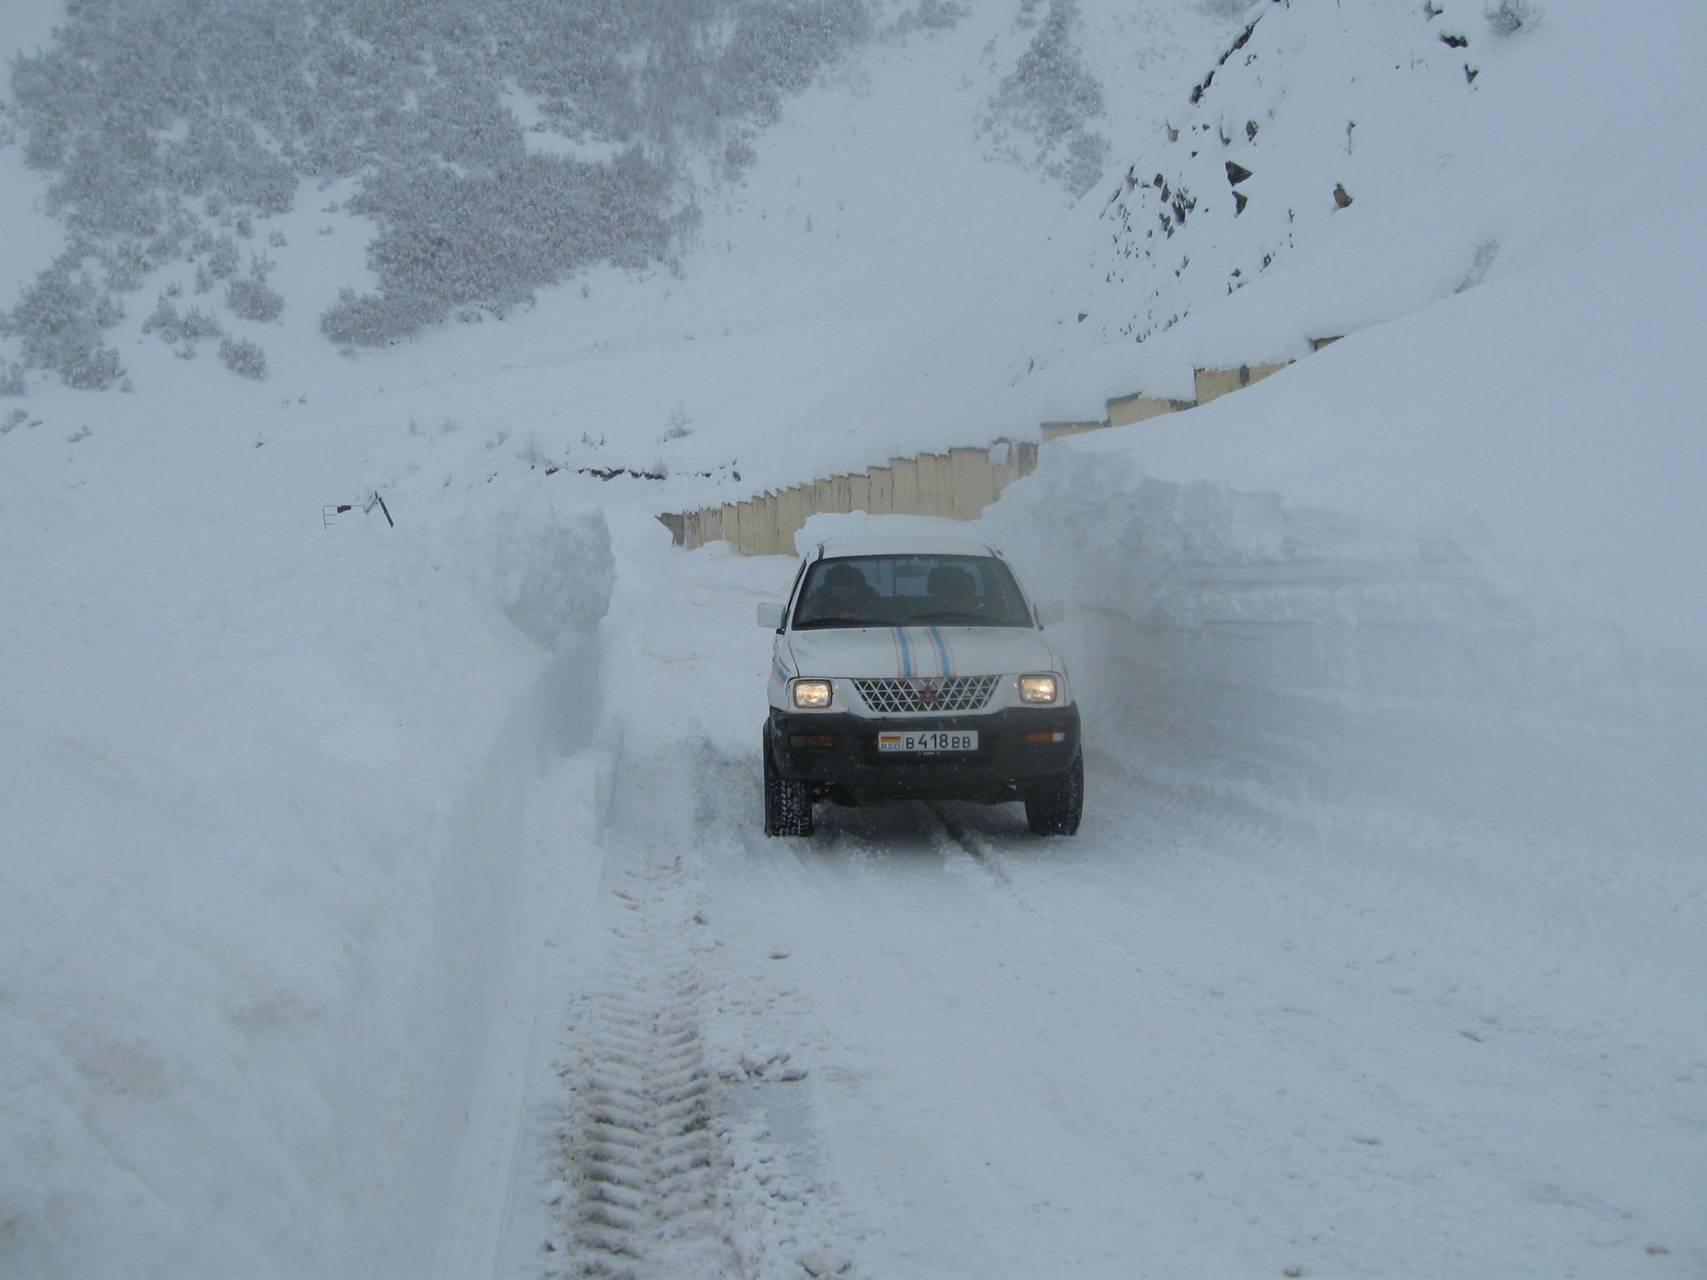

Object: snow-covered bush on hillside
[5,0,914,376]
[141,296,223,348]
[322,147,677,345]
[713,1,876,123]
[885,0,968,38]
[985,0,1109,196]
[1485,0,1542,34]
[225,256,284,323]
[0,256,126,390]
[219,336,268,380]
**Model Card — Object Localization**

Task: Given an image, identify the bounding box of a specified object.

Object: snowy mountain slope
[1,0,1704,1277]
[1007,0,1707,407]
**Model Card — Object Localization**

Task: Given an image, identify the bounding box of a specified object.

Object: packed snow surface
[1,0,1703,1277]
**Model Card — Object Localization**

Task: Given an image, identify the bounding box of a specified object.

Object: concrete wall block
[1041,419,1107,443]
[890,458,920,513]
[830,474,854,514]
[913,453,943,515]
[948,446,996,518]
[866,467,894,513]
[1106,394,1176,427]
[755,493,779,555]
[848,474,872,513]
[776,486,807,550]
[1015,440,1039,477]
[1194,361,1290,405]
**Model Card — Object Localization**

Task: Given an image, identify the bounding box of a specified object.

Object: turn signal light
[1023,730,1067,746]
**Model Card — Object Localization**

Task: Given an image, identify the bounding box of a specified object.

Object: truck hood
[786,626,1061,680]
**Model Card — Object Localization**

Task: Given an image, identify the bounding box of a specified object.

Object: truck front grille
[853,675,1002,715]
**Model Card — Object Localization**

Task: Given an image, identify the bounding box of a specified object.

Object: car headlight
[1018,674,1058,704]
[791,679,833,709]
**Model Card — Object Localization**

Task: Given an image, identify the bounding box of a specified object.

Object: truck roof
[811,533,1001,561]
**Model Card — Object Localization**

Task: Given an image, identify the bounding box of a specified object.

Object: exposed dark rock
[1225,160,1253,186]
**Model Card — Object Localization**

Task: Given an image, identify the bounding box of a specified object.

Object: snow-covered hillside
[2,1,1703,1277]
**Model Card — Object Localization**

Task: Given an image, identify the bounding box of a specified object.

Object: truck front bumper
[767,705,1081,805]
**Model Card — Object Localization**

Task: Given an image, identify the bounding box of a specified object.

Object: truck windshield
[792,555,1034,629]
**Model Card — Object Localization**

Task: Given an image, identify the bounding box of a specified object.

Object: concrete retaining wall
[660,340,1349,554]
[1107,394,1191,427]
[667,440,1040,553]
[1193,360,1290,405]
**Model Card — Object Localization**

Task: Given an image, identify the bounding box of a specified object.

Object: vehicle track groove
[554,852,735,1280]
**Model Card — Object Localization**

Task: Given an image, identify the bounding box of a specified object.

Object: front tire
[763,729,815,837]
[1024,752,1083,836]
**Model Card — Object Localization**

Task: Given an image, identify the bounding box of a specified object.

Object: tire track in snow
[923,802,1011,886]
[555,853,729,1279]
[551,745,867,1280]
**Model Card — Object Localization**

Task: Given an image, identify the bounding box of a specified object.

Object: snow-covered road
[469,517,1704,1280]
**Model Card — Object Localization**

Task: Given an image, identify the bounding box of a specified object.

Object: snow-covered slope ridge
[1022,0,1707,400]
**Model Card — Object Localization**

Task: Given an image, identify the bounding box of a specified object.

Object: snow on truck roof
[811,533,1001,560]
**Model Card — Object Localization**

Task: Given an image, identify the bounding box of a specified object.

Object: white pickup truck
[758,533,1082,838]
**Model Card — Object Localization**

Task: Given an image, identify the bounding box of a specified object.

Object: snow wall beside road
[986,450,1701,863]
[982,227,1706,883]
[0,487,613,1280]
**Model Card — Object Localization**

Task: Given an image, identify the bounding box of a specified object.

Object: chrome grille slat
[853,675,1001,714]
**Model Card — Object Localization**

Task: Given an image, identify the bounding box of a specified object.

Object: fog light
[1023,730,1067,745]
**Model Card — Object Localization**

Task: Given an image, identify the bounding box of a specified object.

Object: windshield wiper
[794,617,879,629]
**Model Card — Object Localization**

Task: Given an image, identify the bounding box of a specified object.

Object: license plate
[877,729,979,754]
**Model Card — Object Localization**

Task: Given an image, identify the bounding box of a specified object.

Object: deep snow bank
[980,221,1706,1023]
[0,458,612,1277]
[986,211,1706,846]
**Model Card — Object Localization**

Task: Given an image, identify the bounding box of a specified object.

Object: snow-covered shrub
[324,147,674,345]
[219,336,268,380]
[5,0,935,374]
[207,236,240,280]
[885,0,968,38]
[986,0,1109,196]
[103,241,150,293]
[181,306,221,341]
[226,256,283,323]
[62,345,125,390]
[1485,0,1542,34]
[0,364,26,397]
[1,258,126,389]
[713,1,874,123]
